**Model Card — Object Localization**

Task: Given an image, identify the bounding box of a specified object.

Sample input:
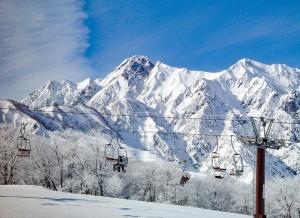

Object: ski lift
[105,134,118,162]
[105,143,118,162]
[104,130,128,172]
[211,136,226,179]
[117,146,128,166]
[229,135,244,176]
[211,151,221,170]
[113,146,128,172]
[17,123,31,157]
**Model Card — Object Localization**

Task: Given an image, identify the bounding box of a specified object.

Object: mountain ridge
[1,55,300,183]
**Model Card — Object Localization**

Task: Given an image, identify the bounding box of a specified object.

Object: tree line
[0,124,299,217]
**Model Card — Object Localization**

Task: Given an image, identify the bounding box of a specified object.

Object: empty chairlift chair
[17,123,31,157]
[105,130,121,162]
[211,136,226,179]
[229,135,244,176]
[105,143,118,162]
[232,153,244,176]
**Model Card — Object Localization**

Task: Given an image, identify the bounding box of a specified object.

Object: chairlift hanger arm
[250,117,259,138]
[230,135,237,154]
[215,136,219,152]
[108,128,113,144]
[265,119,274,138]
[117,136,122,148]
[20,123,27,137]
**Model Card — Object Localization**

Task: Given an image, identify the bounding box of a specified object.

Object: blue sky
[84,0,300,74]
[0,0,300,99]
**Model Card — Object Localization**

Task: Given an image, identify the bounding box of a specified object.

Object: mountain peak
[116,55,154,71]
[232,58,297,71]
[233,58,264,68]
[77,78,93,90]
[114,55,155,81]
[237,58,251,63]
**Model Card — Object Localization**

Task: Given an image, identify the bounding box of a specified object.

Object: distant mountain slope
[1,55,300,182]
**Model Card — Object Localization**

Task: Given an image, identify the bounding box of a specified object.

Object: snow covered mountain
[1,55,300,182]
[22,78,102,108]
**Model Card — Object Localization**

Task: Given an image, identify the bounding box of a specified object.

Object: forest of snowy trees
[0,124,299,218]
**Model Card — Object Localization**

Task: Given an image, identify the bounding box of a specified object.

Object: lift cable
[1,106,300,125]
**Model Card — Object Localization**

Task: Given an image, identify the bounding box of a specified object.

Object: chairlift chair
[104,133,128,172]
[17,136,31,157]
[229,135,244,176]
[229,168,236,176]
[117,147,128,166]
[211,136,226,179]
[232,153,244,176]
[105,131,122,162]
[211,151,221,170]
[113,148,128,172]
[17,123,31,157]
[105,143,118,162]
[211,153,226,179]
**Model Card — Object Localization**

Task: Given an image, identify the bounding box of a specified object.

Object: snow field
[0,185,251,218]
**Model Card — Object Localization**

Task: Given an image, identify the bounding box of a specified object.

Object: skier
[180,174,190,185]
[118,155,126,172]
[113,155,126,172]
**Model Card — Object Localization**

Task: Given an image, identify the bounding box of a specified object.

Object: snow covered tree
[32,137,57,190]
[266,177,300,217]
[104,174,123,197]
[89,143,108,196]
[0,124,22,185]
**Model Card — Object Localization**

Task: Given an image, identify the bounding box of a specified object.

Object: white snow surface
[0,185,250,218]
[1,55,300,183]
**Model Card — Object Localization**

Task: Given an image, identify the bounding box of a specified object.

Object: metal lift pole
[255,117,271,218]
[255,147,266,218]
[251,117,267,218]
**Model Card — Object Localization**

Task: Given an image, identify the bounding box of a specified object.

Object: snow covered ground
[0,185,250,218]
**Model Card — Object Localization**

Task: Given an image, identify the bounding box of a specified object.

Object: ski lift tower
[237,117,286,218]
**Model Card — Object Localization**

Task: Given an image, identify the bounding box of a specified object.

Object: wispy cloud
[0,0,92,100]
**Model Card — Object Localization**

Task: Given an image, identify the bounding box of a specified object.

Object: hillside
[0,56,300,182]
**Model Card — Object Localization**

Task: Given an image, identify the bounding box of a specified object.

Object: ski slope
[0,185,250,218]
